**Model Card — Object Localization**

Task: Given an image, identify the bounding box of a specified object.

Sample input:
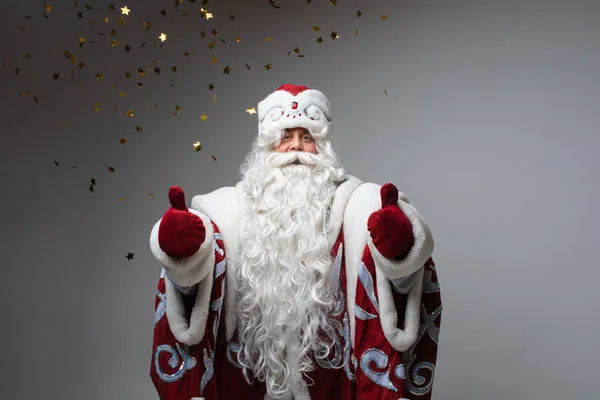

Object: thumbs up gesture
[367,183,414,260]
[158,186,206,259]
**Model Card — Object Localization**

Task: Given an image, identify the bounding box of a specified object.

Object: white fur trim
[257,88,331,139]
[376,267,423,351]
[327,175,362,248]
[164,270,213,346]
[191,186,241,341]
[150,210,215,287]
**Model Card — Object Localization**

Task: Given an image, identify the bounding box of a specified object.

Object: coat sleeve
[150,222,227,400]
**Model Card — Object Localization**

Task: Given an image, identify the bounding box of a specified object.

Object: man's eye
[303,135,313,141]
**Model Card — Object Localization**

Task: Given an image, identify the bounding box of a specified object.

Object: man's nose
[289,137,302,151]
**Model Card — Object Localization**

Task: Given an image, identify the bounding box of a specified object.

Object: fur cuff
[377,267,423,352]
[150,210,215,287]
[165,273,213,345]
[367,196,434,281]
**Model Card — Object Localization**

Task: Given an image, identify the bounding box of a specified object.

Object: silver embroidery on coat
[154,343,197,382]
[359,348,398,391]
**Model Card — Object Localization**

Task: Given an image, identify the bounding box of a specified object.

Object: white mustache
[265,152,322,168]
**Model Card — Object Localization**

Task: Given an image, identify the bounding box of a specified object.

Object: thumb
[380,183,399,208]
[168,186,189,211]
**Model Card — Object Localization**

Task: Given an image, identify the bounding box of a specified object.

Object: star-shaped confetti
[312,26,321,32]
[208,83,214,91]
[381,15,388,20]
[14,67,20,75]
[264,63,272,70]
[52,73,59,80]
[121,6,130,15]
[127,109,134,117]
[144,21,152,29]
[222,65,231,74]
[330,31,339,40]
[174,105,181,113]
[108,166,115,172]
[95,73,103,80]
[126,252,134,260]
[356,10,362,17]
[193,141,202,152]
[170,65,178,73]
[160,9,167,16]
[120,138,127,145]
[124,44,131,52]
[246,107,257,114]
[108,5,116,12]
[200,114,208,121]
[135,125,143,132]
[158,32,167,42]
[316,37,324,43]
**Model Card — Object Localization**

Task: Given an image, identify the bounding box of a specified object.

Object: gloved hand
[158,186,206,258]
[367,183,414,260]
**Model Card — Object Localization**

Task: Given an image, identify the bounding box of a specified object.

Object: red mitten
[158,186,206,258]
[367,183,414,260]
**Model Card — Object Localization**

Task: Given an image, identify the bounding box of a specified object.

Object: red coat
[150,223,442,400]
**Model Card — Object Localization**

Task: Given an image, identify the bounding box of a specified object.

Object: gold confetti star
[235,37,242,43]
[317,37,323,43]
[330,0,337,5]
[108,166,115,172]
[183,51,190,57]
[109,29,117,36]
[79,37,86,44]
[137,68,145,77]
[135,125,142,132]
[127,109,134,117]
[212,94,216,103]
[154,67,161,75]
[200,114,208,121]
[222,65,231,74]
[118,197,125,203]
[111,39,119,47]
[144,21,152,29]
[381,15,388,20]
[120,138,127,145]
[104,16,109,23]
[22,91,29,96]
[174,105,181,113]
[264,37,274,42]
[193,141,202,152]
[95,73,103,80]
[78,62,85,69]
[121,6,130,15]
[44,2,52,12]
[356,10,362,17]
[170,65,178,72]
[264,63,272,70]
[124,72,131,78]
[246,107,257,114]
[207,40,215,50]
[158,32,167,42]
[211,29,219,37]
[330,31,339,40]
[312,26,321,32]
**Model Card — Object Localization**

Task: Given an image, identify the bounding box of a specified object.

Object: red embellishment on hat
[292,101,298,109]
[276,84,310,96]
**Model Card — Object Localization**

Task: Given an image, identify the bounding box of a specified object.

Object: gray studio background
[2,0,599,399]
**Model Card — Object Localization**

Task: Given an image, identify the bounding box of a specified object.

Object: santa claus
[149,84,442,400]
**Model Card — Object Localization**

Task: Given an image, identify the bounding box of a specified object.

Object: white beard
[235,149,345,399]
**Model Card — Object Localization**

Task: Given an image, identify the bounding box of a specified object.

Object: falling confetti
[208,83,214,91]
[268,0,281,8]
[212,155,217,162]
[246,107,257,114]
[356,10,363,17]
[158,32,167,42]
[108,166,115,172]
[381,15,388,20]
[127,109,134,117]
[95,73,103,80]
[135,125,142,132]
[316,37,323,43]
[120,138,127,145]
[118,197,125,202]
[121,6,130,15]
[312,26,321,32]
[264,37,274,42]
[264,63,272,70]
[126,252,134,260]
[200,114,208,121]
[330,31,339,40]
[193,141,202,152]
[222,65,231,74]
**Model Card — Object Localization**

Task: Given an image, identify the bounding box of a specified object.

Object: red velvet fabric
[367,183,415,259]
[158,186,206,258]
[276,83,310,96]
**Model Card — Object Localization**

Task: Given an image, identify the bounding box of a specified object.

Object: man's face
[273,127,318,154]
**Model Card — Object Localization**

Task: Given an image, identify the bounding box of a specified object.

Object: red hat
[257,84,332,140]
